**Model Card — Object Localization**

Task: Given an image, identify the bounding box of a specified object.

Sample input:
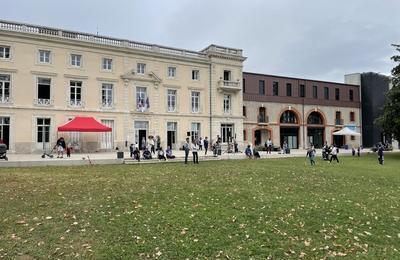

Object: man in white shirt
[191,139,199,164]
[330,145,339,163]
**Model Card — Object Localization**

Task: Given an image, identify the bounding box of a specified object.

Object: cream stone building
[0,20,245,153]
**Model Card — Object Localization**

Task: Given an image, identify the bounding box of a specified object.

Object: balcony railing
[218,80,241,92]
[335,119,344,125]
[258,115,269,124]
[101,100,114,108]
[0,96,12,104]
[68,99,85,108]
[34,98,53,106]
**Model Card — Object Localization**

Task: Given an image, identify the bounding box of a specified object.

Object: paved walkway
[0,148,378,168]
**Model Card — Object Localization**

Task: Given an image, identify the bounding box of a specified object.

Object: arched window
[280,110,298,124]
[307,112,324,125]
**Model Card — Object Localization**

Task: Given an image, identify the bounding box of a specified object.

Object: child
[66,143,72,158]
[306,146,316,166]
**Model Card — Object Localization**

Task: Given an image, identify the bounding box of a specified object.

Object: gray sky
[3,0,399,82]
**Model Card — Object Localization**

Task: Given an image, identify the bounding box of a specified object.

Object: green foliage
[377,44,400,140]
[1,154,400,258]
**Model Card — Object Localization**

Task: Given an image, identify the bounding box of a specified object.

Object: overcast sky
[3,0,399,82]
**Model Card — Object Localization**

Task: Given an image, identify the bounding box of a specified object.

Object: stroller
[0,143,8,161]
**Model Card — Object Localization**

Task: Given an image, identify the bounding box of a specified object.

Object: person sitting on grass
[245,145,253,159]
[133,147,140,162]
[143,148,152,160]
[166,146,175,159]
[158,147,167,161]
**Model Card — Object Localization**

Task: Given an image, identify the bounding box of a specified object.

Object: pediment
[121,70,162,86]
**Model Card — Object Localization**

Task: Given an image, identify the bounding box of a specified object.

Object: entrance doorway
[134,121,148,150]
[167,122,177,149]
[221,124,234,143]
[307,128,324,148]
[333,134,345,148]
[0,117,10,149]
[280,127,299,149]
[254,128,271,146]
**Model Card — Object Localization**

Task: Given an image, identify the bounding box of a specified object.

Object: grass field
[1,153,400,259]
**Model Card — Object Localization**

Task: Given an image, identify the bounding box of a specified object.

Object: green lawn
[1,153,400,259]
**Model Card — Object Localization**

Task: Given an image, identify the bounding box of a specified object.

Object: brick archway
[252,126,272,146]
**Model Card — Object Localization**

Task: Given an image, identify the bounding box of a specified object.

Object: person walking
[306,145,316,166]
[183,138,190,164]
[329,145,339,163]
[377,144,384,165]
[191,139,199,164]
[204,137,209,155]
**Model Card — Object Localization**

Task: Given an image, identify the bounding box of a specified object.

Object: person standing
[267,138,272,154]
[204,137,209,155]
[148,136,155,154]
[183,138,190,164]
[306,146,316,166]
[156,135,161,151]
[282,140,288,154]
[56,137,66,158]
[329,145,339,163]
[191,139,199,164]
[129,143,134,158]
[377,144,384,165]
[199,137,203,151]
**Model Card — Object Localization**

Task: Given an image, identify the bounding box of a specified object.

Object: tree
[377,44,400,140]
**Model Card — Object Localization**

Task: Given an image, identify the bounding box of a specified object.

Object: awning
[333,127,361,136]
[58,116,112,132]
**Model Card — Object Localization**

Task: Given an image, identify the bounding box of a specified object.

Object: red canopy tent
[58,116,112,132]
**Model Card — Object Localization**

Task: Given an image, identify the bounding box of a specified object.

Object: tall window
[0,74,11,103]
[191,91,200,113]
[335,111,342,125]
[312,85,318,99]
[223,94,231,114]
[37,118,51,143]
[350,111,355,122]
[273,82,279,96]
[37,77,51,105]
[39,50,51,63]
[286,83,292,97]
[243,106,247,117]
[102,58,113,70]
[137,63,146,74]
[191,122,201,141]
[167,89,177,112]
[136,87,149,112]
[299,84,305,97]
[69,81,82,107]
[102,83,113,108]
[192,70,199,80]
[223,70,231,81]
[168,66,176,78]
[349,89,354,101]
[221,124,234,143]
[70,54,82,67]
[242,78,246,93]
[324,87,329,100]
[259,80,265,95]
[0,46,10,59]
[335,88,340,100]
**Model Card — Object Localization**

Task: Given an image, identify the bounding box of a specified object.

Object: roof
[58,117,112,132]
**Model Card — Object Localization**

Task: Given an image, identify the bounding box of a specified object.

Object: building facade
[0,20,245,153]
[243,72,361,149]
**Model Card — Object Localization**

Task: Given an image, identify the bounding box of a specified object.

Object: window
[312,85,318,99]
[223,70,231,81]
[286,83,292,97]
[273,82,279,96]
[137,63,146,74]
[136,87,149,112]
[69,80,82,107]
[70,54,82,67]
[351,135,356,141]
[335,111,342,125]
[101,120,114,149]
[223,94,231,114]
[220,124,234,143]
[335,88,340,100]
[102,58,113,70]
[349,89,354,101]
[307,112,323,125]
[39,50,51,63]
[350,111,355,122]
[0,46,10,59]
[299,84,305,98]
[37,118,51,143]
[36,77,51,105]
[0,74,11,103]
[280,111,298,124]
[191,123,201,141]
[192,70,199,80]
[168,66,176,78]
[259,80,265,95]
[243,130,247,141]
[243,106,247,117]
[242,78,246,93]
[258,107,266,123]
[191,91,200,113]
[167,89,177,112]
[324,87,329,100]
[101,83,113,108]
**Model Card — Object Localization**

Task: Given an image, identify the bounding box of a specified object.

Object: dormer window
[137,63,146,75]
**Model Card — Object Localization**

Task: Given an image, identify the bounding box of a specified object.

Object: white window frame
[70,54,82,67]
[167,89,177,112]
[100,119,114,149]
[35,77,52,106]
[191,122,201,141]
[191,91,200,113]
[0,45,11,59]
[192,69,200,81]
[223,94,232,114]
[69,80,83,107]
[38,49,51,64]
[101,83,114,108]
[102,57,113,71]
[137,63,146,75]
[36,117,51,144]
[220,124,234,143]
[136,86,148,112]
[167,66,176,78]
[0,74,11,103]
